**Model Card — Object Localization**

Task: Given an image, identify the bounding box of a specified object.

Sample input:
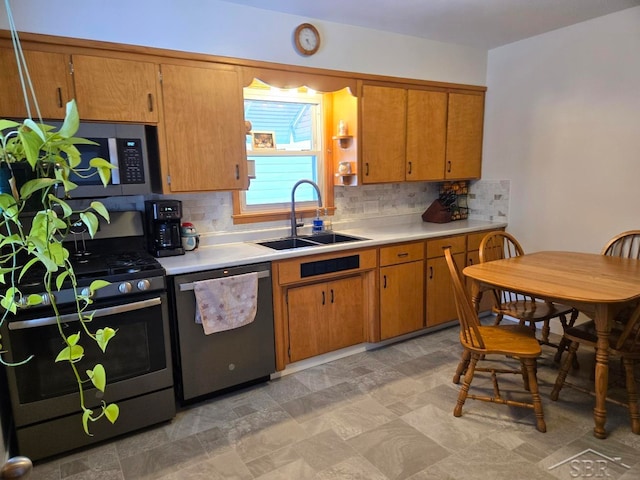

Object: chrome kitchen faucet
[290,179,323,238]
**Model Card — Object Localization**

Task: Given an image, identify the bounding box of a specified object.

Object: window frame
[232,85,335,225]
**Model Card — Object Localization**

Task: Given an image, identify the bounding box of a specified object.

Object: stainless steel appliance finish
[51,121,157,198]
[0,212,175,461]
[171,263,276,402]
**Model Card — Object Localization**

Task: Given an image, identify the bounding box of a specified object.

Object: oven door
[2,291,173,428]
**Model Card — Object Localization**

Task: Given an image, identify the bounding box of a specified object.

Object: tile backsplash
[98,179,509,236]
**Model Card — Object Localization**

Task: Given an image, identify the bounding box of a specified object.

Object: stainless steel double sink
[256,232,367,250]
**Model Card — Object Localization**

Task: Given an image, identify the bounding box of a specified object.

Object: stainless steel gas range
[0,211,175,461]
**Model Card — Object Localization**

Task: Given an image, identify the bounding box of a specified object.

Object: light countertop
[158,215,507,276]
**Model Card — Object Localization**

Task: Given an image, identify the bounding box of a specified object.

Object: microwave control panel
[116,138,145,184]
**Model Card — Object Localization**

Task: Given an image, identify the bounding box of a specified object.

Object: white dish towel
[193,272,258,335]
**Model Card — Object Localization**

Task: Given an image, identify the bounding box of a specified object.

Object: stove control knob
[41,293,53,306]
[137,279,151,291]
[118,282,132,294]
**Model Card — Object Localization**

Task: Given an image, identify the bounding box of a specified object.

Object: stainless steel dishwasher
[170,262,275,402]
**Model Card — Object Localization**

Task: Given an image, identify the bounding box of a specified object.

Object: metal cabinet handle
[56,87,63,108]
[407,161,412,175]
[447,160,452,173]
[235,164,240,180]
[365,163,369,176]
[330,289,334,303]
[148,93,154,112]
[397,252,409,258]
[383,275,387,289]
[322,291,325,305]
[429,266,433,279]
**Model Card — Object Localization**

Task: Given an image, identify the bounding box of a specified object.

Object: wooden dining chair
[443,246,547,433]
[478,231,579,363]
[601,230,640,259]
[550,302,640,434]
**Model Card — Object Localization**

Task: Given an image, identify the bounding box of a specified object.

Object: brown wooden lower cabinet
[379,241,425,339]
[272,248,377,370]
[426,235,466,327]
[287,275,364,363]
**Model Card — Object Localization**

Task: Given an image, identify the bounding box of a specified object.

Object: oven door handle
[8,297,163,330]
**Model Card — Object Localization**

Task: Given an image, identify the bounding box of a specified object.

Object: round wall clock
[294,23,320,56]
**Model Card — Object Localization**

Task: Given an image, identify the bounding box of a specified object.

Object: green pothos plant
[0,99,120,435]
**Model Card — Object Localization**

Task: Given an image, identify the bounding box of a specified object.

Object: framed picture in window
[252,131,276,150]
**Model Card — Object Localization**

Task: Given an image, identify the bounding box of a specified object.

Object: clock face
[295,23,320,55]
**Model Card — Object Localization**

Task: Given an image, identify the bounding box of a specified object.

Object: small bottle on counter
[312,209,324,234]
[323,208,332,231]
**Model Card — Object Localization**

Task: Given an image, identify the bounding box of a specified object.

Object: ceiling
[221,0,640,49]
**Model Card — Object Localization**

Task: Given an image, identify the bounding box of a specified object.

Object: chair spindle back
[479,232,531,307]
[443,246,485,350]
[601,230,640,259]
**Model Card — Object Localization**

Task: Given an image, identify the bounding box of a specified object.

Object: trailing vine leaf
[89,280,110,294]
[58,99,80,139]
[86,364,106,392]
[0,287,18,314]
[55,271,70,291]
[25,294,43,306]
[95,328,116,353]
[82,409,93,436]
[55,344,84,363]
[48,195,73,218]
[19,178,58,201]
[0,119,19,131]
[90,201,110,222]
[80,211,99,238]
[89,158,116,186]
[104,403,120,424]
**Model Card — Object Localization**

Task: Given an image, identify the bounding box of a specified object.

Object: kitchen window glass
[235,82,327,219]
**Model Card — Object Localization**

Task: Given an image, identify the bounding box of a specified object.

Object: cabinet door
[445,92,484,179]
[72,55,159,122]
[287,283,331,363]
[161,63,247,192]
[328,276,365,350]
[426,252,465,327]
[0,48,71,119]
[406,90,447,181]
[361,85,406,183]
[380,261,424,339]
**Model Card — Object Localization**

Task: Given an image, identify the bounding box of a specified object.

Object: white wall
[1,0,487,85]
[483,7,640,253]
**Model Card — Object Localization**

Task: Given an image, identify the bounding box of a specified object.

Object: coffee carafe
[145,200,185,257]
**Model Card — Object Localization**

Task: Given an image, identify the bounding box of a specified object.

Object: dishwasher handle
[179,269,270,292]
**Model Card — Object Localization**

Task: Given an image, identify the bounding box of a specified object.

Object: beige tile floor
[28,324,640,479]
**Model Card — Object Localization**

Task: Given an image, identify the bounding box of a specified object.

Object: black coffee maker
[145,200,185,257]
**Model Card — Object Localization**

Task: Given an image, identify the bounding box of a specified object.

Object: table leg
[593,303,613,439]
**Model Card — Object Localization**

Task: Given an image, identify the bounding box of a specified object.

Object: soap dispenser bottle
[312,209,324,234]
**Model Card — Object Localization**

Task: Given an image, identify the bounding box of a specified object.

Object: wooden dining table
[463,251,640,439]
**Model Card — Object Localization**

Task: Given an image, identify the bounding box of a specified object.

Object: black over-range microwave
[50,121,158,198]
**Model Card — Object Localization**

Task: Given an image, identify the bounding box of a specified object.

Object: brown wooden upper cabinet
[445,92,484,179]
[71,55,159,123]
[159,63,248,192]
[360,84,484,184]
[0,47,72,119]
[0,49,159,123]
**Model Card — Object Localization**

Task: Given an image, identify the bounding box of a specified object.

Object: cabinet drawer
[379,241,424,266]
[426,235,465,258]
